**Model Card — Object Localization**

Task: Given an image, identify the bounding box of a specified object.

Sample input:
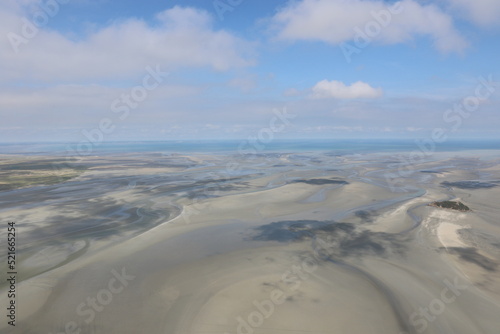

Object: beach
[1,150,500,334]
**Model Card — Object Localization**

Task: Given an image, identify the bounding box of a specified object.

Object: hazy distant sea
[0,139,499,155]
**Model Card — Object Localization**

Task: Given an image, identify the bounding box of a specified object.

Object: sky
[0,0,499,143]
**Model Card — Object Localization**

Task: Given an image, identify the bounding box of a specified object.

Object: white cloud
[0,5,253,84]
[0,83,203,128]
[284,88,303,97]
[229,75,258,93]
[310,80,383,99]
[445,0,500,26]
[271,0,467,54]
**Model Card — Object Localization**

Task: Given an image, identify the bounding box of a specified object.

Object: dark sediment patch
[0,160,85,171]
[250,220,326,242]
[150,177,244,195]
[250,220,405,258]
[339,230,385,255]
[441,181,497,189]
[355,210,377,223]
[457,229,500,256]
[186,185,243,199]
[22,197,172,247]
[445,247,498,272]
[292,178,348,185]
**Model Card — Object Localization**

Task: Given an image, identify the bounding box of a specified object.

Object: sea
[0,139,499,156]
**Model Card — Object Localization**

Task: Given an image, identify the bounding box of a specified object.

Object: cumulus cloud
[0,4,253,84]
[445,0,500,26]
[310,80,383,99]
[270,0,467,54]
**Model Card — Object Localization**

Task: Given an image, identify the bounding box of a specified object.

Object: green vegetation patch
[0,159,86,191]
[429,200,471,212]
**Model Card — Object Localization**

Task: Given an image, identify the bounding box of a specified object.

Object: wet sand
[1,150,500,333]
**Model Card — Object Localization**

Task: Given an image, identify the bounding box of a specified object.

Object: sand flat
[1,151,500,334]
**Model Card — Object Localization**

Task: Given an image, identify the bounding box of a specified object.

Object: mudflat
[1,151,500,334]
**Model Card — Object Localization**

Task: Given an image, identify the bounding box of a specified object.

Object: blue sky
[0,0,499,142]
